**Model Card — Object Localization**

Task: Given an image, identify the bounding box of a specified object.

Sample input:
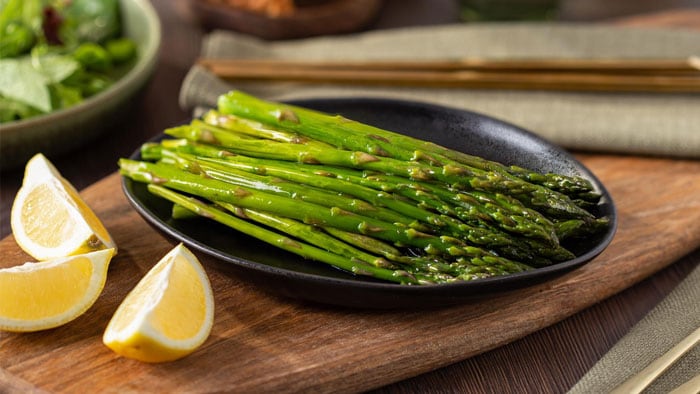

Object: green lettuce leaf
[33,51,80,83]
[0,57,51,112]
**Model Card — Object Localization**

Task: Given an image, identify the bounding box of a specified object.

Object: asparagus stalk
[170,151,449,230]
[119,159,526,264]
[172,198,529,280]
[216,202,528,280]
[216,90,599,201]
[166,190,529,282]
[157,145,573,265]
[168,119,595,221]
[120,91,613,285]
[162,150,422,228]
[155,138,576,243]
[364,175,601,244]
[214,202,396,269]
[283,161,559,242]
[160,141,575,247]
[320,226,533,277]
[169,138,561,241]
[178,150,569,261]
[147,184,420,284]
[202,110,333,149]
[554,217,610,240]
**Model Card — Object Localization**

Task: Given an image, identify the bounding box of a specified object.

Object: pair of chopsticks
[610,326,700,394]
[197,56,700,93]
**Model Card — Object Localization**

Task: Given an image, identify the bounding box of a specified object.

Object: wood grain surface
[1,153,699,393]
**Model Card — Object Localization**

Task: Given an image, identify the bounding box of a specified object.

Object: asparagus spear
[165,150,449,230]
[156,144,573,265]
[279,161,559,242]
[354,172,602,244]
[174,147,569,256]
[167,119,595,221]
[164,138,564,240]
[172,199,530,280]
[202,110,333,149]
[321,226,533,277]
[153,139,586,243]
[215,203,530,280]
[554,217,610,240]
[119,159,527,264]
[167,191,530,282]
[214,202,396,269]
[216,90,599,201]
[147,184,421,284]
[161,150,422,228]
[120,91,612,285]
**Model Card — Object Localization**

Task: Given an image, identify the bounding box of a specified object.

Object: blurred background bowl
[186,0,384,40]
[0,0,161,170]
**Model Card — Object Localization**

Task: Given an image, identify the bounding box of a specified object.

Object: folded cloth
[180,23,700,157]
[568,260,700,393]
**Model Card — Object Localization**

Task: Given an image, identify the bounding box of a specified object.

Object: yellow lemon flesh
[0,248,115,332]
[103,243,214,363]
[11,153,116,261]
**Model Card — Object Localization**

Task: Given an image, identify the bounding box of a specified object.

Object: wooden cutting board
[1,154,699,393]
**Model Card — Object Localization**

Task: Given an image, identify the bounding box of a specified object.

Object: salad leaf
[0,95,41,122]
[0,0,43,58]
[0,21,35,58]
[59,0,120,46]
[0,0,43,34]
[0,51,80,114]
[49,83,82,109]
[32,50,80,82]
[0,57,51,112]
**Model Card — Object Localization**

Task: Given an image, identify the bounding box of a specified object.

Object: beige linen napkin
[180,23,700,158]
[569,261,699,393]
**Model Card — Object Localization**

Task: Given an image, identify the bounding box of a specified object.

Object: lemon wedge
[10,153,116,261]
[0,248,115,332]
[103,243,214,363]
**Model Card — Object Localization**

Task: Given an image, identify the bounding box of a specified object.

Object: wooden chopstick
[198,56,700,74]
[197,57,700,93]
[610,326,700,394]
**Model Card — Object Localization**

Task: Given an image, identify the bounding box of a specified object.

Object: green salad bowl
[0,0,161,169]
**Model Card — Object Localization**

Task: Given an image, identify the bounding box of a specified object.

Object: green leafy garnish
[0,0,137,123]
[0,57,52,112]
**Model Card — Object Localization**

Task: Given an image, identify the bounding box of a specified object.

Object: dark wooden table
[1,1,698,392]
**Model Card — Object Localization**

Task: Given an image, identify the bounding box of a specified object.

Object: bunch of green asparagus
[119,90,609,285]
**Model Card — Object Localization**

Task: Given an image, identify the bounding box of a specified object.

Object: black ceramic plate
[122,98,617,308]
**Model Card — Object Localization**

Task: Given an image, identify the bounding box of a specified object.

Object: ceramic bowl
[0,0,161,169]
